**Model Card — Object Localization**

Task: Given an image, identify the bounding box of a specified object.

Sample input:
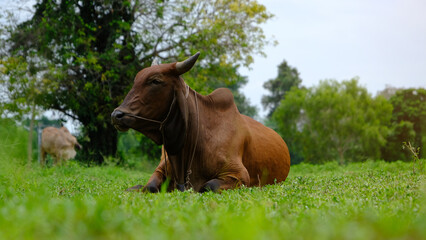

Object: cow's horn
[151,57,160,66]
[176,52,200,75]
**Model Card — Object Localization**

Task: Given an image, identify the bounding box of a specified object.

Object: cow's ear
[175,52,200,75]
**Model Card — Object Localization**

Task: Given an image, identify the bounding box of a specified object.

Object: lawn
[0,120,425,240]
[0,156,425,240]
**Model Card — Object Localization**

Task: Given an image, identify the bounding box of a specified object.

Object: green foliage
[262,60,302,117]
[117,129,161,170]
[138,0,273,67]
[233,91,258,118]
[382,121,415,161]
[0,55,54,119]
[0,155,424,239]
[403,141,425,174]
[273,78,393,164]
[3,0,269,163]
[382,88,426,161]
[0,118,28,163]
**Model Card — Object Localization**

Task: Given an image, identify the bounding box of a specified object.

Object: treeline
[262,60,426,164]
[1,1,424,166]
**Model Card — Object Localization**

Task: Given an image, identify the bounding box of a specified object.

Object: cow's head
[111,52,200,145]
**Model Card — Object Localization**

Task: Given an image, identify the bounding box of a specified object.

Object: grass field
[0,122,425,239]
[0,158,424,240]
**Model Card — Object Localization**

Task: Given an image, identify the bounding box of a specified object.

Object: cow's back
[41,127,74,158]
[241,115,290,186]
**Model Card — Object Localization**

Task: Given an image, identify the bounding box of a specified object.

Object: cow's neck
[163,89,199,187]
[162,99,186,155]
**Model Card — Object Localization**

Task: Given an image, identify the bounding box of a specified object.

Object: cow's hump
[206,88,236,111]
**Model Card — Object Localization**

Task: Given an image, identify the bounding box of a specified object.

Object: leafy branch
[403,141,424,174]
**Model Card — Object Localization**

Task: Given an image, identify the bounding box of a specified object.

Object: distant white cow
[41,126,81,165]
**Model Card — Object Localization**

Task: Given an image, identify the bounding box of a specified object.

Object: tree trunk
[413,122,423,159]
[27,100,36,165]
[80,123,118,164]
[337,147,345,165]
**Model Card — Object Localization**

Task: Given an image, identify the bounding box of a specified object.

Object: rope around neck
[184,91,199,189]
[124,90,199,191]
[124,95,177,132]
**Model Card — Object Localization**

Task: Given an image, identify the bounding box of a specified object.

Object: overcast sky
[241,0,426,117]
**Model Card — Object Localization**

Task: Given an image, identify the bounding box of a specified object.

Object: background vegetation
[1,0,424,166]
[262,59,426,165]
[1,0,266,163]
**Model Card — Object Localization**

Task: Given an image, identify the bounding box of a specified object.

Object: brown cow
[41,126,81,166]
[111,52,290,192]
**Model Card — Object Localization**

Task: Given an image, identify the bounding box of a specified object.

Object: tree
[381,121,415,161]
[377,84,403,100]
[382,88,426,161]
[272,78,392,164]
[262,60,302,117]
[0,56,39,164]
[0,11,61,164]
[5,0,271,163]
[0,55,59,164]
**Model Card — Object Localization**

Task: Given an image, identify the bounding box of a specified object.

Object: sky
[240,0,426,117]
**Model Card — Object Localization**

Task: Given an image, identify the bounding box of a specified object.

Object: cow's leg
[199,176,245,193]
[55,151,65,166]
[126,174,174,193]
[53,153,60,166]
[142,171,165,193]
[40,148,47,166]
[126,159,169,193]
[128,148,175,193]
[199,167,250,193]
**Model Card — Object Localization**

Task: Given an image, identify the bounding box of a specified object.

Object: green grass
[0,159,424,240]
[0,121,425,239]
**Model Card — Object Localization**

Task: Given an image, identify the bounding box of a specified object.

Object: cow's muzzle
[111,110,125,119]
[111,110,130,131]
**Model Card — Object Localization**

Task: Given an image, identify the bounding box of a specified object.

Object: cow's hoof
[125,184,144,192]
[145,185,159,193]
[199,180,220,193]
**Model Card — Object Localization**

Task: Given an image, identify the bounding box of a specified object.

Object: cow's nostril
[112,110,125,119]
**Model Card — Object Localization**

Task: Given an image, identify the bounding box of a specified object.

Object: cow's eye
[150,79,162,85]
